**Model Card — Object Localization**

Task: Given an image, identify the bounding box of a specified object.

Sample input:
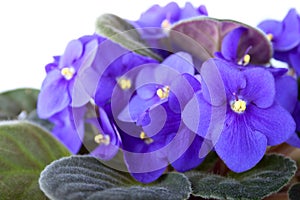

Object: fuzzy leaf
[39,155,191,200]
[170,17,272,66]
[0,88,39,119]
[95,13,162,61]
[186,154,296,200]
[289,183,300,200]
[0,121,71,200]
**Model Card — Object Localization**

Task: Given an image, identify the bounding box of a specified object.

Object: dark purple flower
[200,58,295,172]
[38,35,101,118]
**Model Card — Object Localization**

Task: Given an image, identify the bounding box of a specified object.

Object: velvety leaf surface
[289,183,300,200]
[39,155,192,200]
[96,13,162,61]
[170,17,272,65]
[186,154,296,200]
[0,121,71,200]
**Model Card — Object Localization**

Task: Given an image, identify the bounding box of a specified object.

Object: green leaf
[170,17,272,66]
[39,155,192,200]
[186,154,296,200]
[0,88,53,130]
[95,13,162,61]
[0,88,39,119]
[0,121,71,200]
[289,183,300,200]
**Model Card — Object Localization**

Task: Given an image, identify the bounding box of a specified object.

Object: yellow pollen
[117,78,132,90]
[161,19,171,29]
[156,86,170,99]
[61,67,75,80]
[266,33,273,41]
[139,131,154,145]
[94,134,110,145]
[243,54,251,65]
[231,99,247,113]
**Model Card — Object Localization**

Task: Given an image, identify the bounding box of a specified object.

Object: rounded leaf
[39,155,192,200]
[0,121,71,199]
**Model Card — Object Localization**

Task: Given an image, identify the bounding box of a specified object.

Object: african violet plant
[1,2,300,200]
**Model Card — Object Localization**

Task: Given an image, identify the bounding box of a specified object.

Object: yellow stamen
[266,33,273,41]
[231,99,247,113]
[139,131,154,144]
[243,54,251,65]
[140,131,146,139]
[161,19,171,29]
[238,54,251,66]
[117,77,132,90]
[61,67,75,80]
[156,86,170,99]
[94,134,110,145]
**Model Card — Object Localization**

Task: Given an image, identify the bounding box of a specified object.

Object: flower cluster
[37,2,300,183]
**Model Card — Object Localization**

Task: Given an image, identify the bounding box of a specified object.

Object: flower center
[231,99,247,113]
[161,19,171,29]
[140,131,153,144]
[61,67,75,80]
[94,134,110,145]
[266,33,273,41]
[156,86,170,99]
[238,54,251,66]
[117,77,132,90]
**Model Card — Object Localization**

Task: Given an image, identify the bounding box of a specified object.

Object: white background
[0,0,299,92]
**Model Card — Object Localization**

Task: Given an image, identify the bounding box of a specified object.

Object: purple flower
[129,2,207,58]
[286,102,300,148]
[94,48,158,108]
[48,106,86,154]
[37,35,101,119]
[215,26,271,66]
[258,8,300,51]
[200,58,295,172]
[88,107,122,160]
[275,75,298,113]
[258,9,300,75]
[132,2,207,39]
[115,52,207,183]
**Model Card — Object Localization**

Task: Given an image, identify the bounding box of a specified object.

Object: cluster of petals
[37,2,299,183]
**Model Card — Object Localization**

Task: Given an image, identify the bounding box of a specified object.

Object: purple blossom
[132,2,207,39]
[94,48,158,107]
[258,8,300,51]
[216,26,292,79]
[88,107,122,160]
[38,35,101,119]
[200,58,295,172]
[48,106,86,154]
[258,8,300,75]
[286,102,300,148]
[275,75,298,113]
[115,52,207,183]
[129,2,208,58]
